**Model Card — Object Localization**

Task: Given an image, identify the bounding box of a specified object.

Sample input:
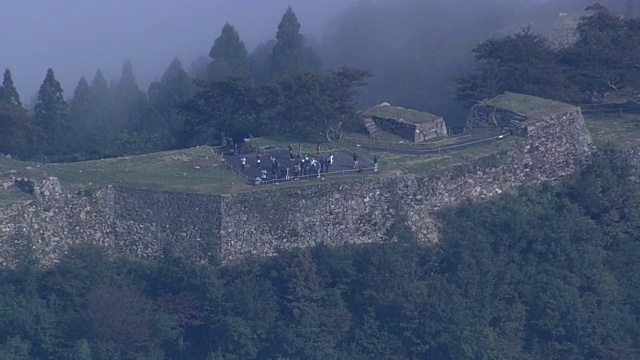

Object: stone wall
[370,115,447,142]
[0,105,596,268]
[218,108,593,263]
[0,182,222,267]
[467,104,529,136]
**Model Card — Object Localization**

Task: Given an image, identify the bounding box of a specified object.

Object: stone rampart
[0,98,597,267]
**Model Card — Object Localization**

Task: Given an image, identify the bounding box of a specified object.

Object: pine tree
[87,69,117,156]
[70,77,92,119]
[0,69,22,107]
[69,77,93,153]
[208,23,251,79]
[250,40,277,83]
[148,58,195,135]
[34,68,69,155]
[115,60,142,104]
[113,61,145,132]
[270,7,321,78]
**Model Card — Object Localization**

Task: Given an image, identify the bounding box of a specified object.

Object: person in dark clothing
[352,153,359,169]
[373,155,379,172]
[288,144,294,160]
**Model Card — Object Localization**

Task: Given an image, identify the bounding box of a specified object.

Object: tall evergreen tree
[270,7,321,78]
[69,77,93,153]
[188,55,210,81]
[34,68,69,155]
[208,23,251,80]
[250,40,277,83]
[149,58,195,135]
[114,60,142,105]
[90,70,110,105]
[0,69,22,107]
[87,69,116,157]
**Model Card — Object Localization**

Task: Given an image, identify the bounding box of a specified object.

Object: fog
[2,0,629,117]
[2,0,359,100]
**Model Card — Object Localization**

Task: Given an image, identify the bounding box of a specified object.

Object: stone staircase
[363,117,383,138]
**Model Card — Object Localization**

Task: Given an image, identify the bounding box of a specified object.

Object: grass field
[375,136,525,175]
[0,132,527,206]
[0,146,249,205]
[584,112,640,146]
[486,92,578,119]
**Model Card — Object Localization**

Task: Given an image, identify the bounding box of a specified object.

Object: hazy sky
[2,0,360,101]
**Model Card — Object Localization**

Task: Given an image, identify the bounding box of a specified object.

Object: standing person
[256,151,261,167]
[240,156,247,172]
[285,167,290,181]
[325,156,331,173]
[316,143,321,155]
[288,144,294,160]
[373,155,379,172]
[352,152,359,169]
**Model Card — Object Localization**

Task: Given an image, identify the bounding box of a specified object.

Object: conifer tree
[208,23,251,79]
[90,69,110,106]
[114,60,142,105]
[34,68,69,155]
[69,77,93,153]
[87,69,117,156]
[149,58,195,135]
[0,69,22,107]
[250,40,276,83]
[270,7,321,77]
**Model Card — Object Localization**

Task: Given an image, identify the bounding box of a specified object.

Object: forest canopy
[2,148,640,359]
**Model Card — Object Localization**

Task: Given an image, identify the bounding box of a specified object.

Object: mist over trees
[0,1,638,161]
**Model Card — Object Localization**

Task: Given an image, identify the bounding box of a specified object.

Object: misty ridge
[0,0,633,161]
[5,0,621,117]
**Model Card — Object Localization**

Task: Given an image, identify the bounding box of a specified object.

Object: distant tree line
[456,3,640,106]
[0,7,362,162]
[2,148,640,359]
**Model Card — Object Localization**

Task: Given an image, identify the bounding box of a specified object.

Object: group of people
[239,144,379,185]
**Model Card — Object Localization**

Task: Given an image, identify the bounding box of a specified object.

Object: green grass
[0,146,249,205]
[375,136,526,175]
[0,131,528,206]
[584,112,640,146]
[362,104,441,124]
[486,92,578,119]
[342,131,460,149]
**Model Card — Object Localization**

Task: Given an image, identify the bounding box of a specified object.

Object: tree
[267,67,371,140]
[270,7,321,77]
[188,55,210,81]
[208,23,251,80]
[0,101,31,157]
[114,60,143,110]
[455,27,577,106]
[250,40,277,83]
[34,68,69,156]
[181,77,260,146]
[68,77,93,153]
[559,4,640,101]
[0,69,22,107]
[88,69,116,157]
[148,58,196,136]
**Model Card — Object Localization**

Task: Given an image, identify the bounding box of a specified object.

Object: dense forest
[2,148,640,359]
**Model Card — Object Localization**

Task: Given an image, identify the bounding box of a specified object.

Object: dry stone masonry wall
[0,95,600,267]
